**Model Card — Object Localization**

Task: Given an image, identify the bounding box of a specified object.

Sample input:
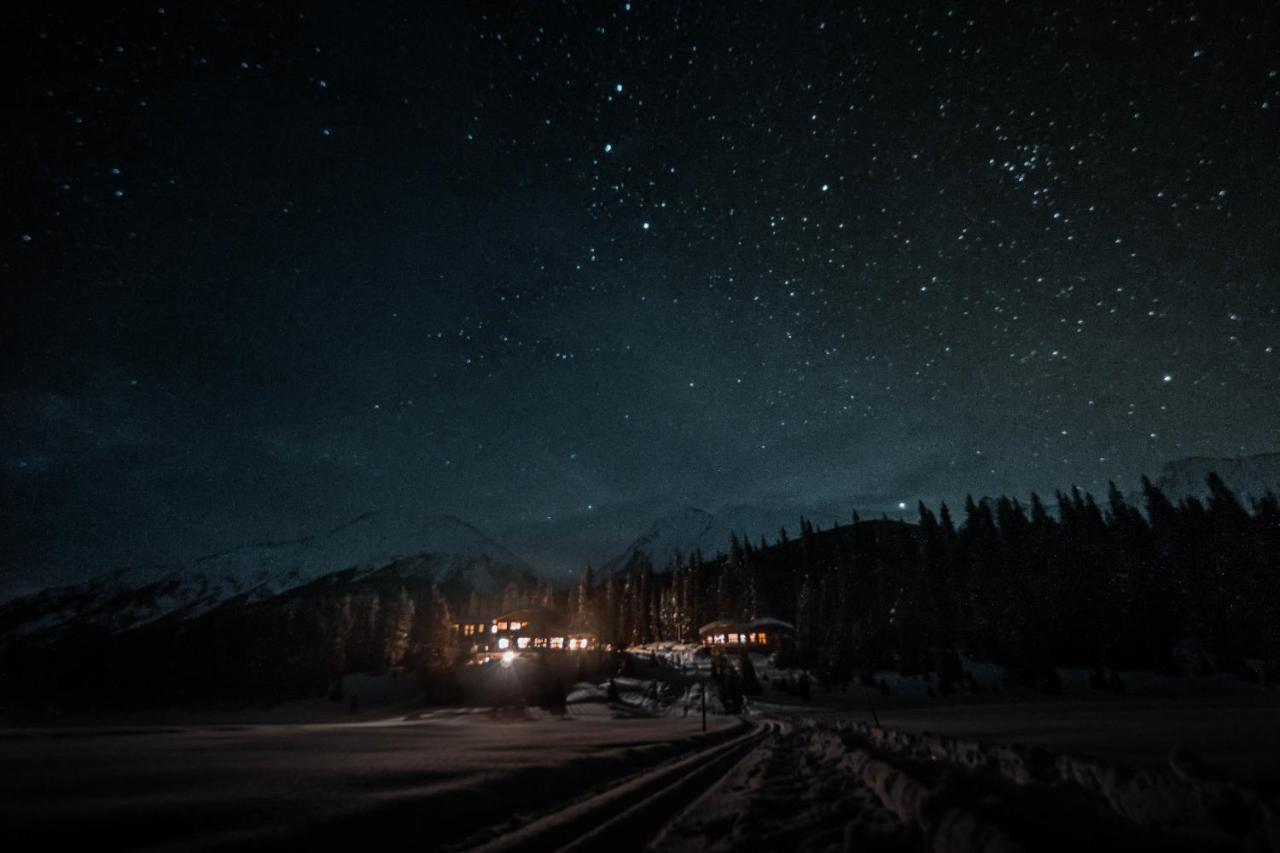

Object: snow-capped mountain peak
[1155,453,1280,502]
[0,510,529,640]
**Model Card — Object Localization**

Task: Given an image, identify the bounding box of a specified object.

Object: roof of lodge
[494,606,560,621]
[698,616,796,635]
[491,607,595,634]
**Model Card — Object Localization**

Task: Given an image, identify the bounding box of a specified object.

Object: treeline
[574,473,1280,684]
[4,473,1278,716]
[0,561,548,715]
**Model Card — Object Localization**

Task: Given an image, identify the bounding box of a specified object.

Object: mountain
[602,507,717,573]
[1155,452,1280,503]
[602,504,847,574]
[0,511,531,642]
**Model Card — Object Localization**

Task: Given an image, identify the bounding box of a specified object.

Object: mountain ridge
[0,511,532,641]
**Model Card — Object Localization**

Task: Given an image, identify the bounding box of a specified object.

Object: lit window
[758,632,768,644]
[497,621,508,631]
[551,637,564,649]
[517,637,530,649]
[490,624,498,634]
[497,637,510,650]
[749,632,757,644]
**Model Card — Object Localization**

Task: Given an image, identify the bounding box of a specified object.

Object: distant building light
[497,637,510,650]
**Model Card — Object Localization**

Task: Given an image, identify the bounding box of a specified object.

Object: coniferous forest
[590,474,1280,687]
[2,473,1278,714]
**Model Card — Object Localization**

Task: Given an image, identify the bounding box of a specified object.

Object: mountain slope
[0,511,531,641]
[603,504,847,574]
[1155,452,1280,502]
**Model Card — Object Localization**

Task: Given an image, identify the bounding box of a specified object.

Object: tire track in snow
[465,720,778,853]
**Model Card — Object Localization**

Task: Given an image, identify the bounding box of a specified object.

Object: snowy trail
[656,717,1280,852]
[464,720,780,852]
[4,708,1276,851]
[0,713,742,852]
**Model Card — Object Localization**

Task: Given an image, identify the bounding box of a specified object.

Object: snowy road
[0,712,739,851]
[4,699,1277,852]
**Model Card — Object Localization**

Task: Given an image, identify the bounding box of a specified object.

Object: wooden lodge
[462,607,598,663]
[698,617,795,653]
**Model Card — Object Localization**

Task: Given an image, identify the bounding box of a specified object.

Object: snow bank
[627,642,711,671]
[830,719,1279,849]
[802,725,1024,853]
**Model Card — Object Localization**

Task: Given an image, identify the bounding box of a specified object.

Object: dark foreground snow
[0,712,736,851]
[3,694,1278,852]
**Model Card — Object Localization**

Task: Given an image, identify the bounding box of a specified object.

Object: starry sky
[3,2,1279,594]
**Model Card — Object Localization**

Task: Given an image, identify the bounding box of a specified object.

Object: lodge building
[456,607,598,663]
[698,616,796,653]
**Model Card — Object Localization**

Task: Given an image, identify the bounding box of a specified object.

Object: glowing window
[490,624,498,634]
[497,637,510,650]
[517,637,530,649]
[551,637,564,649]
[758,632,768,644]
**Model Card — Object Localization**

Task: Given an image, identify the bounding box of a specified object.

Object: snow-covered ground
[0,711,739,851]
[5,655,1277,851]
[863,695,1280,786]
[659,715,1280,852]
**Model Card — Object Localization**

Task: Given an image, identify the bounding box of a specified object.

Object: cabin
[698,617,795,653]
[471,607,598,663]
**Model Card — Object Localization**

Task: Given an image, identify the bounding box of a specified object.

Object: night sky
[4,2,1278,594]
